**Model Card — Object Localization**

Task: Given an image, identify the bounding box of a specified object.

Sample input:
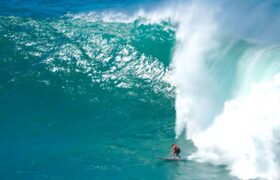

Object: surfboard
[157,157,187,161]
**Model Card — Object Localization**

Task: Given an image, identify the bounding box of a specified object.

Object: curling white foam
[171,2,219,139]
[162,0,280,179]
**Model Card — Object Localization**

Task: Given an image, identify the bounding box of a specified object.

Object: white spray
[169,1,280,179]
[171,2,219,140]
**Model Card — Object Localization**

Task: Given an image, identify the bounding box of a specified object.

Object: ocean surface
[1,0,280,179]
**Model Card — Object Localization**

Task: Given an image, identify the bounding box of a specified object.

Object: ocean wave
[2,1,280,178]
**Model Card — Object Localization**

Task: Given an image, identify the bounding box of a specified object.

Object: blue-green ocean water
[1,0,280,179]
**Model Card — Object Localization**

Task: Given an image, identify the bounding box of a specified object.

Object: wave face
[171,1,280,179]
[0,11,179,180]
[0,14,175,106]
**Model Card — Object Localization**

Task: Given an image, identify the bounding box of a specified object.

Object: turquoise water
[1,0,280,180]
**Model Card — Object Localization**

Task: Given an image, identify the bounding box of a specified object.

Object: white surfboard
[157,157,187,161]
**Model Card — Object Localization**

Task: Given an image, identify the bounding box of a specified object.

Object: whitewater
[169,1,280,180]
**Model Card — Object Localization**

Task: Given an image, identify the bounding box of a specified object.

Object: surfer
[171,144,181,159]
